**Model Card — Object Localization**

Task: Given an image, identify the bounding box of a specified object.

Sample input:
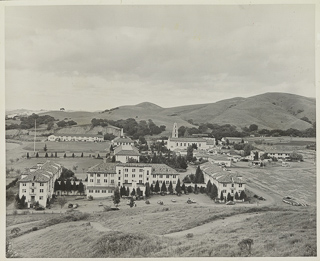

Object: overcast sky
[5,4,315,111]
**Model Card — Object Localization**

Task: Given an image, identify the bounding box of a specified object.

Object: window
[173,175,176,178]
[111,180,114,184]
[97,174,100,177]
[32,183,35,186]
[90,179,94,182]
[153,175,156,178]
[139,169,143,172]
[139,180,142,183]
[104,179,107,183]
[89,190,93,193]
[231,184,234,187]
[176,143,178,146]
[118,177,121,180]
[159,175,163,179]
[125,168,128,172]
[147,170,149,175]
[40,183,44,186]
[90,174,94,177]
[153,180,156,184]
[223,184,227,187]
[39,196,43,200]
[147,178,149,181]
[108,190,113,193]
[104,174,107,177]
[95,190,100,193]
[97,179,100,183]
[40,189,44,193]
[22,183,26,186]
[102,190,106,193]
[22,189,26,193]
[199,143,201,147]
[111,174,115,177]
[166,180,169,184]
[139,174,143,178]
[160,180,163,183]
[132,174,135,178]
[166,175,169,179]
[132,169,136,172]
[239,184,242,187]
[125,180,128,183]
[223,190,226,193]
[180,143,182,146]
[184,143,186,146]
[118,170,121,174]
[231,190,234,193]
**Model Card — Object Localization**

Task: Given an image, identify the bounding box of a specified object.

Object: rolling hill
[35,92,315,132]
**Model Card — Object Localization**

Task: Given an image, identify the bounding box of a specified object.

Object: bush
[186,233,194,238]
[32,227,38,231]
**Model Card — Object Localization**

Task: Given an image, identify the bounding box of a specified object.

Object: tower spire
[172,122,178,138]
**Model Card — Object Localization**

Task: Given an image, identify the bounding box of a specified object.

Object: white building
[114,145,140,163]
[48,133,104,142]
[111,137,135,146]
[201,162,245,201]
[249,150,292,161]
[18,161,62,208]
[166,123,215,151]
[86,162,179,198]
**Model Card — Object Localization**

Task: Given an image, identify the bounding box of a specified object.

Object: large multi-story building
[86,162,179,198]
[18,161,62,208]
[166,122,215,151]
[113,145,140,163]
[200,162,245,200]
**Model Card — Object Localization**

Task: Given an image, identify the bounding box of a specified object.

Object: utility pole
[34,119,36,155]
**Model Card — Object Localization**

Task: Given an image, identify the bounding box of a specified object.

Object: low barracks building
[86,162,179,198]
[48,133,104,142]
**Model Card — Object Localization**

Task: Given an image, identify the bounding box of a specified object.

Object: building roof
[19,169,52,183]
[117,163,152,167]
[112,137,134,143]
[169,137,207,142]
[87,163,117,173]
[151,164,178,175]
[211,155,231,161]
[114,145,140,156]
[53,133,103,138]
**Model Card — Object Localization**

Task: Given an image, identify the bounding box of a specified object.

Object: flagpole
[34,119,36,155]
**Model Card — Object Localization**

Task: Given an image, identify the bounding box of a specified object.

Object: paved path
[164,212,264,238]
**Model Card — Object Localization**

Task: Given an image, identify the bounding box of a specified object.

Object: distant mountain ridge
[28,92,316,131]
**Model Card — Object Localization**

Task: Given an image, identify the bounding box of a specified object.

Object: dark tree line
[6,113,56,130]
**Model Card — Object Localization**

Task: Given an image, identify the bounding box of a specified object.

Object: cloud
[5,5,315,111]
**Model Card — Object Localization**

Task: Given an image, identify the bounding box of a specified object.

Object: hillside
[33,92,316,132]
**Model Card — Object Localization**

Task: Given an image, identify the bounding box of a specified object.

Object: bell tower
[172,122,178,138]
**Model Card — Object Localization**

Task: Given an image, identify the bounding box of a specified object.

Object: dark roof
[170,137,207,142]
[151,164,178,175]
[19,169,52,182]
[113,137,134,143]
[87,163,117,173]
[115,150,140,156]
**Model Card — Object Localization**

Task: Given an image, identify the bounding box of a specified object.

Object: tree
[64,153,66,158]
[44,144,47,152]
[150,184,154,193]
[155,180,160,193]
[240,191,247,200]
[57,197,67,209]
[210,183,218,199]
[238,238,254,256]
[60,180,66,193]
[194,166,204,183]
[235,192,239,200]
[81,152,83,158]
[126,187,130,197]
[220,191,224,201]
[206,180,212,195]
[136,187,141,197]
[227,193,233,201]
[181,183,186,194]
[36,152,39,158]
[187,185,193,193]
[145,182,150,197]
[55,152,57,158]
[175,179,181,194]
[131,188,136,196]
[54,180,60,192]
[113,187,120,205]
[72,153,75,158]
[110,145,114,152]
[51,153,54,158]
[168,181,173,194]
[186,146,193,162]
[112,156,116,162]
[194,184,198,193]
[254,151,259,161]
[249,124,258,132]
[26,152,29,159]
[45,152,48,158]
[161,182,167,193]
[72,181,77,192]
[129,197,135,208]
[65,179,72,195]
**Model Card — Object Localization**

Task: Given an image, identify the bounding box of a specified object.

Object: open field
[233,160,316,206]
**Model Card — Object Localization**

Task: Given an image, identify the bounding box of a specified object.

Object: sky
[5,4,315,111]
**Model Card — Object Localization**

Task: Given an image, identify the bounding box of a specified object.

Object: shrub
[186,233,194,238]
[32,227,38,231]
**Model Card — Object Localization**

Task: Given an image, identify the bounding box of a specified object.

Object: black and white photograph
[3,1,317,258]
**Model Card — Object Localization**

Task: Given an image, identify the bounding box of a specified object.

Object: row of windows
[90,179,115,184]
[124,180,143,184]
[88,189,113,193]
[176,142,202,147]
[152,174,176,179]
[22,183,45,187]
[153,180,176,184]
[222,183,243,187]
[221,190,243,194]
[22,189,44,193]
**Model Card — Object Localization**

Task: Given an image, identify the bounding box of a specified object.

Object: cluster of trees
[183,166,205,184]
[56,120,77,128]
[92,118,166,139]
[58,167,76,180]
[15,194,27,209]
[54,179,85,195]
[233,143,256,156]
[103,133,117,141]
[119,186,144,197]
[177,121,316,140]
[140,152,188,170]
[6,113,56,130]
